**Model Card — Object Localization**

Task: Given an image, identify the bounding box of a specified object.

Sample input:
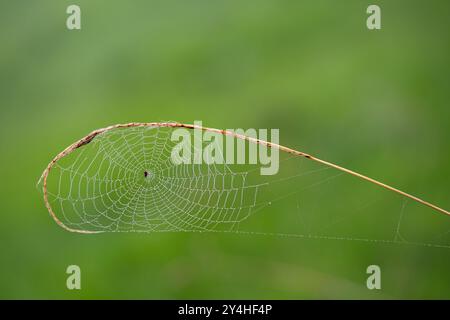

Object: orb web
[43,126,262,233]
[41,124,450,249]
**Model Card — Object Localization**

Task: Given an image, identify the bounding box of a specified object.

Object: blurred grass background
[0,0,449,299]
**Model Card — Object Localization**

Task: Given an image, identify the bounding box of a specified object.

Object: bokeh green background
[0,0,449,299]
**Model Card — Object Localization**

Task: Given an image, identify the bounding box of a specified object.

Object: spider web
[44,125,263,233]
[41,125,450,248]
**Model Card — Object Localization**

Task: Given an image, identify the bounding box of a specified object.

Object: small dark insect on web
[144,171,148,178]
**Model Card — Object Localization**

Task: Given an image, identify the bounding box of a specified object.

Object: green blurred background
[0,0,449,299]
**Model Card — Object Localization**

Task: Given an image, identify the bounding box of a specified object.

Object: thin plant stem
[40,122,449,234]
